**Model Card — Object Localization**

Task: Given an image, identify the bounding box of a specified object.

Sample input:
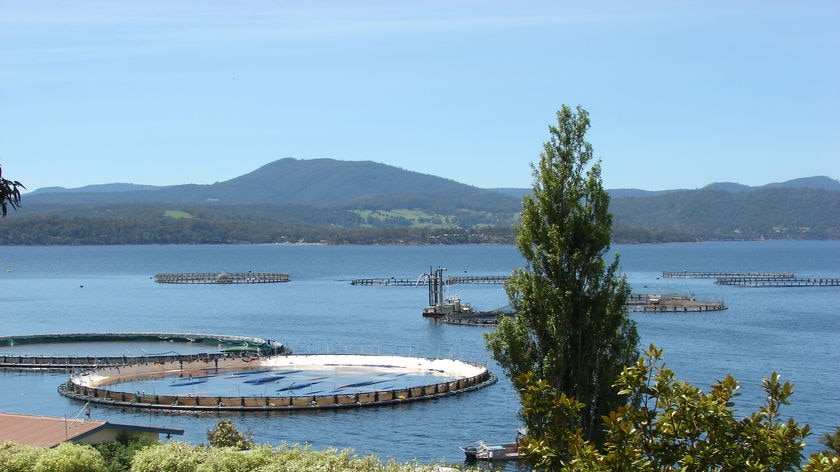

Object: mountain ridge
[27,158,839,199]
[24,158,521,212]
[6,158,838,244]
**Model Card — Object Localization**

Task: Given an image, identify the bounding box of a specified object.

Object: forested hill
[25,158,521,212]
[3,159,839,244]
[609,186,839,240]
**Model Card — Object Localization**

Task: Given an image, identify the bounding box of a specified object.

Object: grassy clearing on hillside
[164,210,194,219]
[354,209,456,228]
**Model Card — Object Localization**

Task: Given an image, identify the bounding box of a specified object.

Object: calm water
[0,241,838,466]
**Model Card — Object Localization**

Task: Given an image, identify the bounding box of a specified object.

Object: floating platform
[350,277,421,286]
[434,313,510,326]
[431,293,728,323]
[714,277,840,287]
[626,294,727,312]
[154,272,290,284]
[59,354,497,412]
[350,275,509,286]
[661,271,794,279]
[445,276,509,285]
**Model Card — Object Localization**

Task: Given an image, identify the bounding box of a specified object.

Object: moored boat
[460,429,524,461]
[459,440,519,461]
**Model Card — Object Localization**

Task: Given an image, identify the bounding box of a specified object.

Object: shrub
[205,420,253,451]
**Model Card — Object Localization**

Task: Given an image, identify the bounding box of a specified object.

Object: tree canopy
[485,105,639,446]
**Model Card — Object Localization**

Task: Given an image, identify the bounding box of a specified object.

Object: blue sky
[1,1,838,192]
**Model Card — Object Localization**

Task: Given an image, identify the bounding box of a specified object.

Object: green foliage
[128,442,469,472]
[820,427,840,456]
[129,441,208,472]
[206,420,254,450]
[512,372,593,468]
[0,442,42,472]
[802,454,840,472]
[94,433,157,472]
[518,345,839,471]
[486,105,639,446]
[34,443,107,472]
[0,442,106,472]
[0,164,25,217]
[598,344,811,471]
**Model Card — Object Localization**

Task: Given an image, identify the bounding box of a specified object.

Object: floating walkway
[350,275,509,286]
[662,271,794,279]
[434,312,511,326]
[714,277,840,287]
[350,277,421,286]
[626,294,726,312]
[154,272,290,284]
[446,275,509,285]
[660,271,839,287]
[431,294,728,324]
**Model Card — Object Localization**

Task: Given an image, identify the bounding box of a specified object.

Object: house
[0,412,184,448]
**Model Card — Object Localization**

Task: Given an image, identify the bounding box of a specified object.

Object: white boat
[460,429,525,461]
[459,440,519,461]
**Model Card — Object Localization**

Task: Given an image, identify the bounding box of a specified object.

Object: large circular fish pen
[59,354,496,411]
[0,333,286,369]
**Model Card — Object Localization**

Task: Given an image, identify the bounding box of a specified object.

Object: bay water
[0,241,838,466]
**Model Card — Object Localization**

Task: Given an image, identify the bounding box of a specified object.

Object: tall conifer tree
[486,105,639,445]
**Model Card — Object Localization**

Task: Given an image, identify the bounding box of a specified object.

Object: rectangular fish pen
[154,272,290,284]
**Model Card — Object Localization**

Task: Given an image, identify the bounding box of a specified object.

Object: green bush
[514,344,840,471]
[0,442,42,472]
[820,427,840,456]
[1,442,107,472]
[194,445,276,472]
[129,442,207,472]
[95,434,157,472]
[205,420,253,450]
[34,443,106,472]
[127,442,465,472]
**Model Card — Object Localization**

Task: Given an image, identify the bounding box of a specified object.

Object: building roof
[0,412,183,448]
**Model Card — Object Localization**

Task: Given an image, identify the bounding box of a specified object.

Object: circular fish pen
[0,333,287,370]
[59,354,496,411]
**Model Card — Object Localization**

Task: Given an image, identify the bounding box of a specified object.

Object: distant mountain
[701,176,840,193]
[493,187,680,199]
[608,189,680,198]
[490,188,530,199]
[28,183,166,195]
[496,175,840,199]
[701,182,753,192]
[6,159,838,244]
[26,158,521,212]
[759,176,840,191]
[603,176,840,241]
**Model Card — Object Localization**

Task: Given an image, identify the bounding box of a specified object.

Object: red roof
[0,412,183,448]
